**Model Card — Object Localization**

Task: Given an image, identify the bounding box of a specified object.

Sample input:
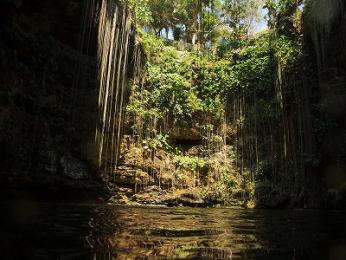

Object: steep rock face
[0,0,98,186]
[303,6,346,207]
[320,17,346,208]
[60,155,90,180]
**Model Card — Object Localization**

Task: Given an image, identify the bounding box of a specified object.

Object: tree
[223,0,262,37]
[128,0,152,26]
[147,0,176,37]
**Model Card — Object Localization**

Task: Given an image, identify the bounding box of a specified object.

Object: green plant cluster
[133,30,289,124]
[173,155,206,170]
[128,33,227,126]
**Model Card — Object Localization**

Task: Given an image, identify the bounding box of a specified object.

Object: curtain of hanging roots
[90,0,133,175]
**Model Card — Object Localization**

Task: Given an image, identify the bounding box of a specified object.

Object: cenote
[1,200,346,259]
[1,0,346,259]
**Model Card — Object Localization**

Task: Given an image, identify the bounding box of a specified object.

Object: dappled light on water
[1,203,346,259]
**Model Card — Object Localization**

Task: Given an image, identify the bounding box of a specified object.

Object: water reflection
[85,206,346,259]
[1,202,346,259]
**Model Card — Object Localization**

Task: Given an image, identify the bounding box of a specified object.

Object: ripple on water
[1,203,346,259]
[130,228,226,237]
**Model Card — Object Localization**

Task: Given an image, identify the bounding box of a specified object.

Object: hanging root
[307,0,344,68]
[80,0,133,173]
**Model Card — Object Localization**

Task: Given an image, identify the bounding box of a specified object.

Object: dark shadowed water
[1,200,346,259]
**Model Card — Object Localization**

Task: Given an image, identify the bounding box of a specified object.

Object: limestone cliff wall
[0,0,99,186]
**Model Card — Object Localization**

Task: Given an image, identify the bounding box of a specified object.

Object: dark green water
[1,200,346,259]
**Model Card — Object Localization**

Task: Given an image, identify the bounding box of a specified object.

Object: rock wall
[304,5,346,208]
[0,0,100,187]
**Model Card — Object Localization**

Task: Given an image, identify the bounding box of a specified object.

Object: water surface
[1,201,346,259]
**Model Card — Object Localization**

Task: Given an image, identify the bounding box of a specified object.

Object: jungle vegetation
[0,0,344,208]
[109,0,346,208]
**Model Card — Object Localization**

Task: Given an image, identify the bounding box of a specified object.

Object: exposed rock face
[164,191,207,207]
[113,166,137,186]
[60,155,89,180]
[0,0,98,187]
[129,187,212,207]
[104,135,244,207]
[304,3,346,208]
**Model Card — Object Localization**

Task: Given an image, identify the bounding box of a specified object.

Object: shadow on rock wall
[0,0,100,188]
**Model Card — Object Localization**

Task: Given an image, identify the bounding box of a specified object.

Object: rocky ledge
[108,186,218,208]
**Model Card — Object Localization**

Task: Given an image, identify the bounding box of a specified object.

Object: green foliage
[223,0,262,36]
[134,32,226,124]
[272,35,301,70]
[127,0,152,25]
[126,83,163,137]
[130,0,260,45]
[125,0,307,207]
[148,63,199,121]
[264,0,303,37]
[214,32,276,100]
[141,33,165,60]
[173,155,206,170]
[142,134,172,151]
